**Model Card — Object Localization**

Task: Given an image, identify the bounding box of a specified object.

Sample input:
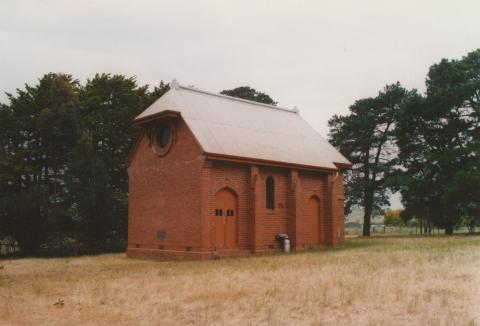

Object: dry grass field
[1,236,479,326]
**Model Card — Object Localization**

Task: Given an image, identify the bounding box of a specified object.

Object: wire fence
[345,225,474,237]
[0,239,20,256]
[0,237,127,257]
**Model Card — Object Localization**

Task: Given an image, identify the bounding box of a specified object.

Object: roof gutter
[132,110,181,127]
[333,162,353,169]
[204,152,339,173]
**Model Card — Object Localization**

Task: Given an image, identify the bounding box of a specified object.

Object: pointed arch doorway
[212,188,238,249]
[308,196,321,245]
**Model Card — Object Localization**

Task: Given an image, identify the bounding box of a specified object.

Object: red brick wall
[127,117,346,259]
[330,172,346,245]
[207,161,250,250]
[127,117,205,255]
[205,163,291,251]
[204,163,330,252]
[258,167,289,250]
[297,171,329,247]
[204,164,346,251]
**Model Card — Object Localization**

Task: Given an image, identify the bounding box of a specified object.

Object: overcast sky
[2,0,479,209]
[1,0,479,133]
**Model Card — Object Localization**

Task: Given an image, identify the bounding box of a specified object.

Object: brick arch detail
[214,182,240,197]
[307,195,323,244]
[212,186,239,249]
[306,191,322,200]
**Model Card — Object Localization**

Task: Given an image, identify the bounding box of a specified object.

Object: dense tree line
[0,78,275,255]
[0,73,169,255]
[329,49,480,235]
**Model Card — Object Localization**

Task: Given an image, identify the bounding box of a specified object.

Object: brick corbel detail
[287,169,302,249]
[200,160,213,251]
[325,172,345,245]
[249,165,263,253]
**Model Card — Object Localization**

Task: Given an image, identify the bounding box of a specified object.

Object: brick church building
[127,81,351,260]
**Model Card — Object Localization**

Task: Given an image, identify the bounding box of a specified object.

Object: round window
[157,126,171,148]
[151,122,174,156]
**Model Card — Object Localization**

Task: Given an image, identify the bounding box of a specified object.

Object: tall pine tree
[328,83,410,236]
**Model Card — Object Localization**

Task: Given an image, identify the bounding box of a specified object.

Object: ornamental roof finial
[171,78,179,90]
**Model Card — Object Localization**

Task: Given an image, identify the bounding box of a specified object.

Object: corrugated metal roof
[135,81,351,170]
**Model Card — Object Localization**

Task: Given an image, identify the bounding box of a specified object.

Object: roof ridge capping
[170,79,299,114]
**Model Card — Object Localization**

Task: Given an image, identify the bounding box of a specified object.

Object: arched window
[266,176,275,210]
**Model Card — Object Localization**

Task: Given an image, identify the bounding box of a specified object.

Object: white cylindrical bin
[283,238,290,253]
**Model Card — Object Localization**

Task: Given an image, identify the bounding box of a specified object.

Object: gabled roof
[134,81,351,171]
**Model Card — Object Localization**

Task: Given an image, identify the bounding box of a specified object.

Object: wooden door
[213,188,238,249]
[308,196,321,244]
[213,208,225,248]
[224,205,237,249]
